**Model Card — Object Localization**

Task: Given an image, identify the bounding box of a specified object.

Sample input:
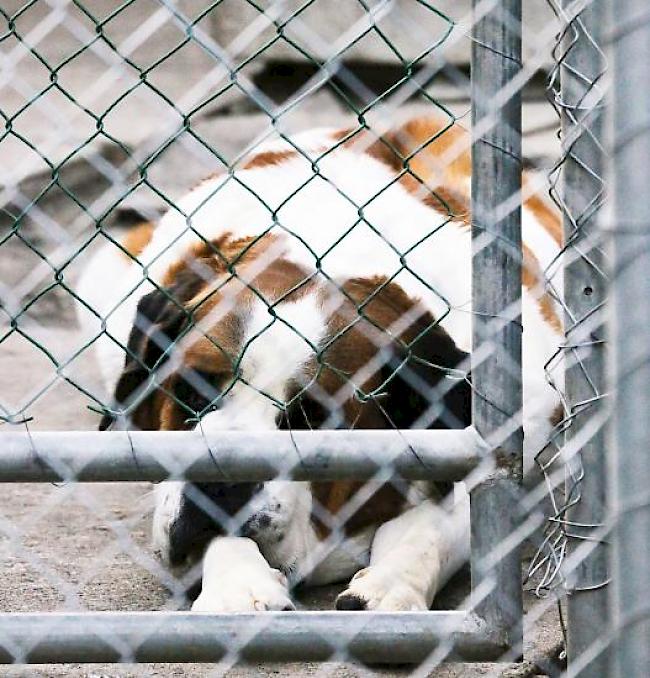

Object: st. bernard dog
[78,115,562,612]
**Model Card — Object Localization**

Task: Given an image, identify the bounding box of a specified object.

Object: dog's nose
[240,512,272,537]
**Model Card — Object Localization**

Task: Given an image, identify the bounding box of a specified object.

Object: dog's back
[77,115,562,450]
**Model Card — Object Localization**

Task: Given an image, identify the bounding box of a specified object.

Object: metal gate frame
[0,0,527,666]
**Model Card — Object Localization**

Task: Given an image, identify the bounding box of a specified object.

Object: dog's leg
[191,536,295,612]
[152,481,184,564]
[335,494,470,610]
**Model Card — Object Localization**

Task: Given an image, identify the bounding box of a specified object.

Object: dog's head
[103,233,471,564]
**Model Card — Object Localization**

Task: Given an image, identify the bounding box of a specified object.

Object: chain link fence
[0,0,645,675]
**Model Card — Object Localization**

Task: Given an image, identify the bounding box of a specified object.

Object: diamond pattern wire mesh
[525,0,607,596]
[0,0,618,675]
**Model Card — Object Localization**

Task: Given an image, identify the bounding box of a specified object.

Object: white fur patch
[336,498,470,610]
[199,294,326,432]
[151,481,184,564]
[191,537,294,612]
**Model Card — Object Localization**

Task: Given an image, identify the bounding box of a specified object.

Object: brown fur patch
[178,239,315,323]
[120,221,155,261]
[247,258,316,305]
[343,117,471,193]
[348,117,563,259]
[330,128,355,143]
[193,170,223,188]
[550,403,565,428]
[135,389,169,432]
[337,118,471,223]
[158,391,185,431]
[243,150,297,169]
[314,275,455,412]
[524,191,563,247]
[398,173,470,223]
[181,313,244,377]
[311,481,407,539]
[522,244,563,333]
[162,233,283,292]
[348,118,561,332]
[192,150,298,190]
[385,117,472,187]
[421,187,470,222]
[363,135,408,173]
[313,480,357,521]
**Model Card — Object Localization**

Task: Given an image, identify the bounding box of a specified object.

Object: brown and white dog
[77,116,563,612]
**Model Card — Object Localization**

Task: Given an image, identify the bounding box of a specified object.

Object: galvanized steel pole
[560,1,609,674]
[609,1,650,675]
[471,0,523,655]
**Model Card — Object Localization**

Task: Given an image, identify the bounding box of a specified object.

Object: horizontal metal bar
[0,427,487,482]
[0,611,506,664]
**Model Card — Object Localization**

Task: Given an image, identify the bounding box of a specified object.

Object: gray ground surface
[1,3,564,674]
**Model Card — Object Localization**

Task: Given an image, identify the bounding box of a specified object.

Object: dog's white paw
[192,568,294,612]
[336,566,429,611]
[191,536,295,613]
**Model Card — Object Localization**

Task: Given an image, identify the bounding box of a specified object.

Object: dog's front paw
[192,568,295,612]
[336,566,429,611]
[191,536,295,613]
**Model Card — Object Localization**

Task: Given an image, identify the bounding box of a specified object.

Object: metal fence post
[609,1,650,675]
[471,0,523,654]
[558,1,610,674]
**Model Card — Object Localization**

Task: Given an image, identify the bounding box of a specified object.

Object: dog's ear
[99,287,189,431]
[382,320,471,430]
[338,277,471,430]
